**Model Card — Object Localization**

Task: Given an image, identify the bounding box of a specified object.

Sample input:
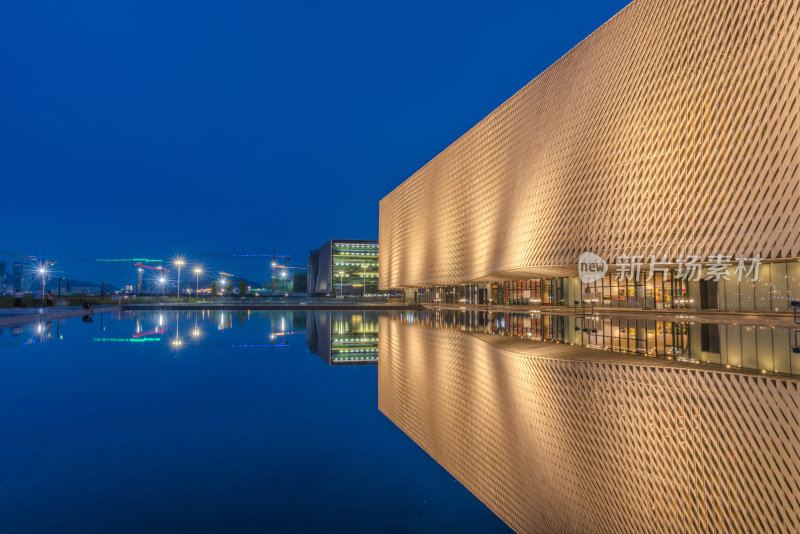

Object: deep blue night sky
[1,0,629,285]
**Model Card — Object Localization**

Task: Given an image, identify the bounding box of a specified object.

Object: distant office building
[307,240,378,297]
[12,263,26,292]
[292,272,307,294]
[0,261,6,293]
[306,311,378,365]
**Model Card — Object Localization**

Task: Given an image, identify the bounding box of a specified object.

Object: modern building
[0,261,6,293]
[307,240,379,297]
[12,263,26,292]
[379,0,800,312]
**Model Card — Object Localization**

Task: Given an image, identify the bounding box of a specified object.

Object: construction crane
[199,251,306,294]
[0,250,56,266]
[134,263,168,293]
[84,259,166,293]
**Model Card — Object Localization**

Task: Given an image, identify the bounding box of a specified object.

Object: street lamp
[37,263,49,304]
[193,266,202,296]
[218,277,228,297]
[174,257,186,298]
[338,271,344,298]
[137,268,144,295]
[362,264,367,297]
[158,276,167,295]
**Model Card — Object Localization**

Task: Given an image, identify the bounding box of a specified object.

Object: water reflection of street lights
[171,313,183,351]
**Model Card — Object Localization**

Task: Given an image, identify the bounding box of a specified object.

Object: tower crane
[134,263,168,293]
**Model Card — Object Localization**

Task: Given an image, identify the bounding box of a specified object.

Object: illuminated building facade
[307,239,379,297]
[379,0,800,312]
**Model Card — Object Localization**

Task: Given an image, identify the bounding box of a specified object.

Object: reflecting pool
[1,309,798,533]
[0,310,508,533]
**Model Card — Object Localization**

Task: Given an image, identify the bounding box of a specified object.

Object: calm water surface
[0,310,509,533]
[3,308,799,533]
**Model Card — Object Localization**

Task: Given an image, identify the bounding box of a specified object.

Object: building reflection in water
[378,314,800,533]
[0,320,61,347]
[306,311,379,365]
[409,309,800,377]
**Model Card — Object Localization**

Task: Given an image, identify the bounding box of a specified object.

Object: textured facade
[378,317,800,533]
[379,0,800,290]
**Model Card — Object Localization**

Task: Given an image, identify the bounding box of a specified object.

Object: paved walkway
[0,306,119,327]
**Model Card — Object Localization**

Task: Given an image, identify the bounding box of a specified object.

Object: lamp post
[37,263,48,304]
[158,276,166,296]
[174,258,185,298]
[219,277,228,298]
[362,264,367,297]
[339,271,344,299]
[101,281,106,303]
[194,267,202,297]
[137,268,143,294]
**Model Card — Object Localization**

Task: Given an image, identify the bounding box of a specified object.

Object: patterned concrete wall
[377,317,800,533]
[379,0,800,289]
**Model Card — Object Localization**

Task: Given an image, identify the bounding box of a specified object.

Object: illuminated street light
[158,276,167,296]
[173,257,186,298]
[36,262,50,304]
[193,266,203,296]
[218,276,229,296]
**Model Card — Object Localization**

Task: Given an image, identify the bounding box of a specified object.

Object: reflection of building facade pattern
[410,308,800,376]
[379,0,800,289]
[378,318,800,533]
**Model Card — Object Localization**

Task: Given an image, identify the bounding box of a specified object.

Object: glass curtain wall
[583,271,689,309]
[331,243,379,296]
